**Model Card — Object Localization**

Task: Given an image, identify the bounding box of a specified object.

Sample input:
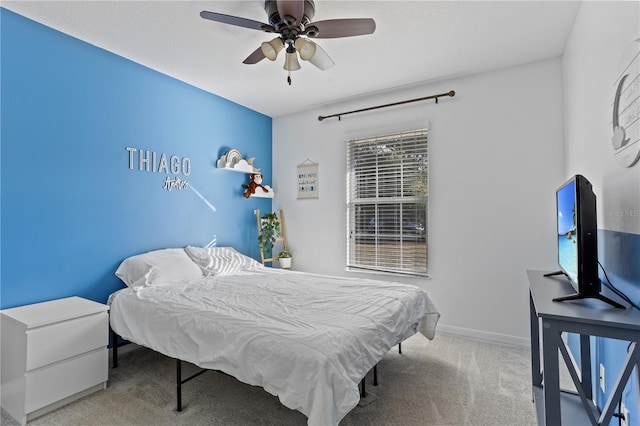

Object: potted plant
[276,248,292,269]
[258,212,281,257]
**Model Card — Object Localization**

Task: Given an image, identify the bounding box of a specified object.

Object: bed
[108,246,440,426]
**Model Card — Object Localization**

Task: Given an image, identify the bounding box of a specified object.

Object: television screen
[556,178,578,284]
[547,175,623,308]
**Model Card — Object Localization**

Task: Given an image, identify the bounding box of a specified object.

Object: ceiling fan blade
[276,0,305,25]
[200,11,273,32]
[308,43,335,71]
[307,18,376,39]
[243,47,266,64]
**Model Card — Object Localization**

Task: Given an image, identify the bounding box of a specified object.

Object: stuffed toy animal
[242,173,269,198]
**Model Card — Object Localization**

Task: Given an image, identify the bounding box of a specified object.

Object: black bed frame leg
[373,364,378,386]
[110,327,119,369]
[398,342,402,354]
[360,364,379,398]
[176,359,183,412]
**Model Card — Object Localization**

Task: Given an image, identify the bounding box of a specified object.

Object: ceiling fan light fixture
[200,2,375,81]
[294,37,317,61]
[260,37,284,61]
[284,50,301,71]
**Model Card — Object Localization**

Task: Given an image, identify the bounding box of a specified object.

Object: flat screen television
[545,174,623,308]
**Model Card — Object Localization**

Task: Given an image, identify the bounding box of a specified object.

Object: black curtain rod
[318,90,455,122]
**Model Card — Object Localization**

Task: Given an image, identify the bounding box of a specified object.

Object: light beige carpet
[2,333,537,425]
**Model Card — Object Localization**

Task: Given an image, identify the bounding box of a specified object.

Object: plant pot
[278,258,292,269]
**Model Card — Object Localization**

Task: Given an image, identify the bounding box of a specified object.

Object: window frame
[346,128,429,277]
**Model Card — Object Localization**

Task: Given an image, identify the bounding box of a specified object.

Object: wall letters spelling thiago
[126,147,191,191]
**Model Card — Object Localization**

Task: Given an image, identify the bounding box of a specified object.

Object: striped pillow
[184,246,263,276]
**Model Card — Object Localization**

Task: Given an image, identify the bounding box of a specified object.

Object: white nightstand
[1,296,109,425]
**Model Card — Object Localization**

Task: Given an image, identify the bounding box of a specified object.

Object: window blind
[346,129,428,276]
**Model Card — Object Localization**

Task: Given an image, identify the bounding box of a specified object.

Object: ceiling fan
[200,0,376,85]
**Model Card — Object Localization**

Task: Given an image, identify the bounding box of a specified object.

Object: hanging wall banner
[297,160,319,200]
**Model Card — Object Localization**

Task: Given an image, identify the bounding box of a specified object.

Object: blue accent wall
[0,8,272,309]
[566,230,640,424]
[599,229,640,307]
[597,229,639,424]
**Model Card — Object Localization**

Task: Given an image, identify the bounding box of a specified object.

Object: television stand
[543,271,625,309]
[552,291,625,309]
[528,270,640,426]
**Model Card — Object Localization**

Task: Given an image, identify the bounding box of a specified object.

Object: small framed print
[297,160,318,200]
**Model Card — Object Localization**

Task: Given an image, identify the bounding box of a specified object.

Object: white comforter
[109,269,439,425]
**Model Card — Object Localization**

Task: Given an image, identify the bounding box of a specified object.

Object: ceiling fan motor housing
[264,0,316,33]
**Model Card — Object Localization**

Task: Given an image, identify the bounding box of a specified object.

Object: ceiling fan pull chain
[287,71,292,85]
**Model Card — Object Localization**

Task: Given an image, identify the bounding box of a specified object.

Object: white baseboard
[437,323,531,348]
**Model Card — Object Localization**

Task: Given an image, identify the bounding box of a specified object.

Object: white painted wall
[272,58,565,345]
[562,1,640,235]
[561,3,640,416]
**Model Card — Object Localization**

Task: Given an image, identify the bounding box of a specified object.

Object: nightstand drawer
[26,312,108,371]
[25,348,108,413]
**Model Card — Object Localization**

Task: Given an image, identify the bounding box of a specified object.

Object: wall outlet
[599,363,605,392]
[620,401,629,426]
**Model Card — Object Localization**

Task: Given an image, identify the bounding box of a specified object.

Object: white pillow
[115,248,203,288]
[184,246,263,276]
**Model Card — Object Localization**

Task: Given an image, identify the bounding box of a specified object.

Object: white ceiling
[2,0,580,117]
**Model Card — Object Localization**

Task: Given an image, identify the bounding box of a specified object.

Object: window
[346,129,428,276]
